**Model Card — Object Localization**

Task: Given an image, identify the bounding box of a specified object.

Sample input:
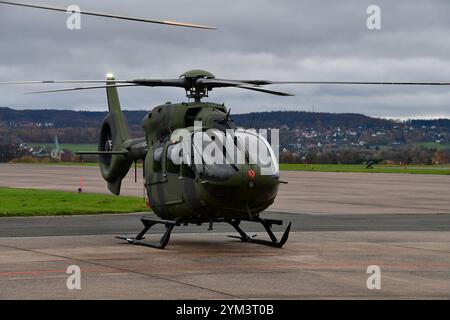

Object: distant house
[33,148,49,158]
[33,135,63,160]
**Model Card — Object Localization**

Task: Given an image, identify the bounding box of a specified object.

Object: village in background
[0,107,449,165]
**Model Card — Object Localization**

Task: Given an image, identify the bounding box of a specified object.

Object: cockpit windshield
[191,129,279,178]
[235,129,279,176]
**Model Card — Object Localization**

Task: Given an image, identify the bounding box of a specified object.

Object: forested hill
[0,108,145,128]
[233,111,393,129]
[1,107,450,155]
[1,107,449,130]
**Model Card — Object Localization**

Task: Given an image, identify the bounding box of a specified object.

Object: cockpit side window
[192,131,238,180]
[166,144,181,174]
[153,147,163,172]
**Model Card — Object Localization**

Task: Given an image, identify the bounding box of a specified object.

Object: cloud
[0,0,449,118]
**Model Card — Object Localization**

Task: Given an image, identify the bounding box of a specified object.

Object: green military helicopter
[23,70,294,249]
[94,70,291,249]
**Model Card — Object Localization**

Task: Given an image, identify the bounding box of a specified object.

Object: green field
[416,142,450,150]
[0,188,148,217]
[28,143,97,152]
[24,161,99,166]
[280,163,450,175]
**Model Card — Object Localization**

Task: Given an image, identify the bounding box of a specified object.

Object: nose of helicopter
[200,164,280,215]
[241,165,280,203]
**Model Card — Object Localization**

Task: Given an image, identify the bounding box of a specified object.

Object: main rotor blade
[132,78,188,88]
[0,78,187,86]
[196,78,293,95]
[26,84,139,94]
[196,78,253,88]
[236,85,294,96]
[197,78,450,94]
[224,80,450,86]
[0,1,216,30]
[4,78,449,87]
[0,80,129,84]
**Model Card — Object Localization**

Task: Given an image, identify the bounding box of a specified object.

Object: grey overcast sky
[0,0,450,119]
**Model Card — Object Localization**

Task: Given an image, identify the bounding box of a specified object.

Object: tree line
[281,146,450,165]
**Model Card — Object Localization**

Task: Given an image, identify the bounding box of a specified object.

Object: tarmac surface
[0,164,450,299]
[0,232,449,299]
[1,212,450,237]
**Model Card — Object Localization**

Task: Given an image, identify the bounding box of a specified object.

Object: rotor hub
[180,70,215,101]
[180,70,215,79]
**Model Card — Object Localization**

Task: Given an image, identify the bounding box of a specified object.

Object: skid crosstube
[117,216,291,249]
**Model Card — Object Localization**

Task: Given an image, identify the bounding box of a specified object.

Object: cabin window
[166,144,181,174]
[153,147,163,172]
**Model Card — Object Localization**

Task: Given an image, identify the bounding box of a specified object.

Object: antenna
[225,108,231,121]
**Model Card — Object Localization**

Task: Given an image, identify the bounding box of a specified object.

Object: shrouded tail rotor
[98,74,134,195]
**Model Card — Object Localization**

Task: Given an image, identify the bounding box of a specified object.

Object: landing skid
[116,217,179,249]
[117,216,291,249]
[226,217,291,248]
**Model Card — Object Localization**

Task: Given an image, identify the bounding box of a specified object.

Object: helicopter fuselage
[142,102,281,222]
